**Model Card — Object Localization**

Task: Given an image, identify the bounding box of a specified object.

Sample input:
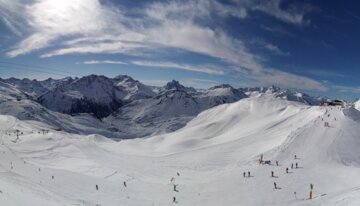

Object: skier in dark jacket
[123,181,127,187]
[274,182,277,189]
[243,172,246,178]
[271,171,274,177]
[248,171,251,177]
[286,168,289,173]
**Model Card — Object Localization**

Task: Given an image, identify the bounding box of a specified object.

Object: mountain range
[0,74,340,138]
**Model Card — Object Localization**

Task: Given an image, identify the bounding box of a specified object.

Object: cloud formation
[0,0,326,91]
[131,61,225,75]
[82,60,127,65]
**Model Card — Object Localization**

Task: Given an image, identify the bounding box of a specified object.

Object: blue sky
[0,0,359,100]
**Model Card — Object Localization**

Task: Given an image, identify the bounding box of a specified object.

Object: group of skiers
[243,171,251,178]
[172,172,181,203]
[255,154,312,197]
[95,180,127,191]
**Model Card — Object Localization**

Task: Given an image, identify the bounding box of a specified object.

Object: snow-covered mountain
[38,75,157,118]
[38,75,126,118]
[113,75,156,101]
[0,75,334,139]
[160,80,197,94]
[104,82,247,138]
[0,80,123,138]
[39,77,73,90]
[0,77,48,97]
[197,84,247,107]
[241,85,324,105]
[0,77,73,98]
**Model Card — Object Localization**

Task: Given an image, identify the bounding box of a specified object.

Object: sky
[0,0,359,100]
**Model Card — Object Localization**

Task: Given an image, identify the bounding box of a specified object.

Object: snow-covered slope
[1,95,360,205]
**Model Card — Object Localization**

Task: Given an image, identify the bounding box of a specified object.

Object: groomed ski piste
[1,94,360,205]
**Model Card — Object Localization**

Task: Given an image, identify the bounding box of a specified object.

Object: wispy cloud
[333,85,360,94]
[81,60,127,65]
[303,69,348,78]
[260,24,294,36]
[250,0,315,26]
[253,68,328,92]
[251,38,290,56]
[131,61,225,75]
[264,44,290,56]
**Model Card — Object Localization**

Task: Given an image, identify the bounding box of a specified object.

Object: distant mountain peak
[162,80,196,94]
[209,84,233,90]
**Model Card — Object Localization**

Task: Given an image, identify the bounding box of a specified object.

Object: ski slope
[1,95,360,205]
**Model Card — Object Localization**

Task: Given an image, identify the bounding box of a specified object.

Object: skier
[177,172,180,176]
[296,162,298,168]
[271,171,274,177]
[52,175,54,180]
[173,196,177,203]
[96,185,99,191]
[243,172,246,178]
[286,168,289,173]
[291,163,294,169]
[310,183,313,191]
[123,181,127,187]
[276,161,279,166]
[248,171,251,177]
[174,184,178,192]
[294,155,297,159]
[274,182,277,189]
